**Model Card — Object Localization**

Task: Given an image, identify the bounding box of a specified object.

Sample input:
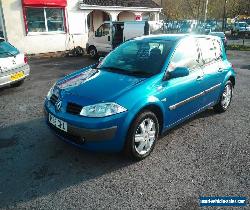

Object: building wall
[1,0,161,54]
[118,11,135,21]
[92,10,107,31]
[1,0,88,54]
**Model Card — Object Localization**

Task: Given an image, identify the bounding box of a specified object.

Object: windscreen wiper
[128,70,153,77]
[97,66,127,73]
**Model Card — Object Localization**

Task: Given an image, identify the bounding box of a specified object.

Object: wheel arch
[130,103,164,134]
[228,75,235,87]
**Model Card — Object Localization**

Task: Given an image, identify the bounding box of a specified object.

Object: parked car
[44,34,236,160]
[232,21,250,35]
[0,38,30,88]
[204,24,212,34]
[209,32,227,46]
[86,21,164,58]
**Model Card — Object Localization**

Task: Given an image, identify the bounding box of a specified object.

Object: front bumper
[44,99,129,152]
[45,108,117,142]
[0,64,30,88]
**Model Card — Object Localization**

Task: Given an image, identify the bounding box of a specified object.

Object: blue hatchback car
[44,34,236,160]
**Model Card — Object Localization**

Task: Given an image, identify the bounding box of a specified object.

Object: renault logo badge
[55,100,62,112]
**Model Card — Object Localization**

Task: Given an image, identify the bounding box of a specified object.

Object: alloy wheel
[134,118,156,155]
[221,84,232,109]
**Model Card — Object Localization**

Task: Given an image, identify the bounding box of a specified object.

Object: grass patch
[226,45,250,51]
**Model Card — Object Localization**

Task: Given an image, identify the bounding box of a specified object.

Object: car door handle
[196,75,204,81]
[218,68,223,72]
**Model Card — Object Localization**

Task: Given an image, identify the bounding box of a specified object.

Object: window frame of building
[23,7,67,35]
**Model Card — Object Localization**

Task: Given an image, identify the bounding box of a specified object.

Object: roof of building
[81,0,160,8]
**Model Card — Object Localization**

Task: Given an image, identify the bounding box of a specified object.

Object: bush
[226,45,250,51]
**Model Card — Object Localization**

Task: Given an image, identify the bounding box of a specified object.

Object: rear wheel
[124,111,159,160]
[213,81,233,113]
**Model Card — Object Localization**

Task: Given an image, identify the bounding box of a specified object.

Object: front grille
[50,94,58,105]
[49,123,84,145]
[66,102,82,115]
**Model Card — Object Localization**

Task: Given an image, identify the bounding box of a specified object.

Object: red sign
[135,15,142,21]
[22,0,67,7]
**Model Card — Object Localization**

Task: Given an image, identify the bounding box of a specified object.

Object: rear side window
[169,38,200,72]
[198,38,217,64]
[213,39,222,59]
[0,40,19,58]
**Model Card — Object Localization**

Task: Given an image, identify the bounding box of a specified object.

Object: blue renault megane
[44,34,236,160]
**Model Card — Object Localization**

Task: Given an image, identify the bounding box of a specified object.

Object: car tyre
[89,46,97,59]
[213,80,233,113]
[124,110,159,160]
[10,79,24,87]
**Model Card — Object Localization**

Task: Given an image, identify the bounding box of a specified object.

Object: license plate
[49,113,67,132]
[10,71,25,81]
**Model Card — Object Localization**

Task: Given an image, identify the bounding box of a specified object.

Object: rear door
[197,37,226,105]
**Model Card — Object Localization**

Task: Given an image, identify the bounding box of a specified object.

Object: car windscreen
[97,39,174,77]
[0,40,19,58]
[239,23,247,27]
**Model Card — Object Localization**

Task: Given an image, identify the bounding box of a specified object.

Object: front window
[95,23,110,37]
[169,38,200,72]
[98,39,174,76]
[26,8,65,33]
[0,40,19,58]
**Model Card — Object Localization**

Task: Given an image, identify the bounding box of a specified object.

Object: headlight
[47,83,56,99]
[80,103,127,117]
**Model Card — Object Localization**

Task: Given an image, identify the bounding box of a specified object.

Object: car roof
[209,32,225,36]
[134,34,220,42]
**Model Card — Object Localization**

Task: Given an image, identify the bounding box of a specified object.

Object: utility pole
[197,0,201,21]
[222,0,227,31]
[204,0,209,23]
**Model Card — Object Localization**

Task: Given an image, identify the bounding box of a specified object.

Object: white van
[86,21,164,58]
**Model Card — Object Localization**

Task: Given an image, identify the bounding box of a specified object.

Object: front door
[94,23,112,53]
[162,37,206,128]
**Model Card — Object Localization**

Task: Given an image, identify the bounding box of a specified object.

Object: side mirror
[99,57,104,63]
[168,67,189,79]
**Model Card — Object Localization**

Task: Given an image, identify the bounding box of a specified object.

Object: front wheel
[213,81,233,113]
[88,46,97,59]
[124,111,159,160]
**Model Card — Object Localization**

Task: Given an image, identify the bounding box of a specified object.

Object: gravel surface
[0,52,249,209]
